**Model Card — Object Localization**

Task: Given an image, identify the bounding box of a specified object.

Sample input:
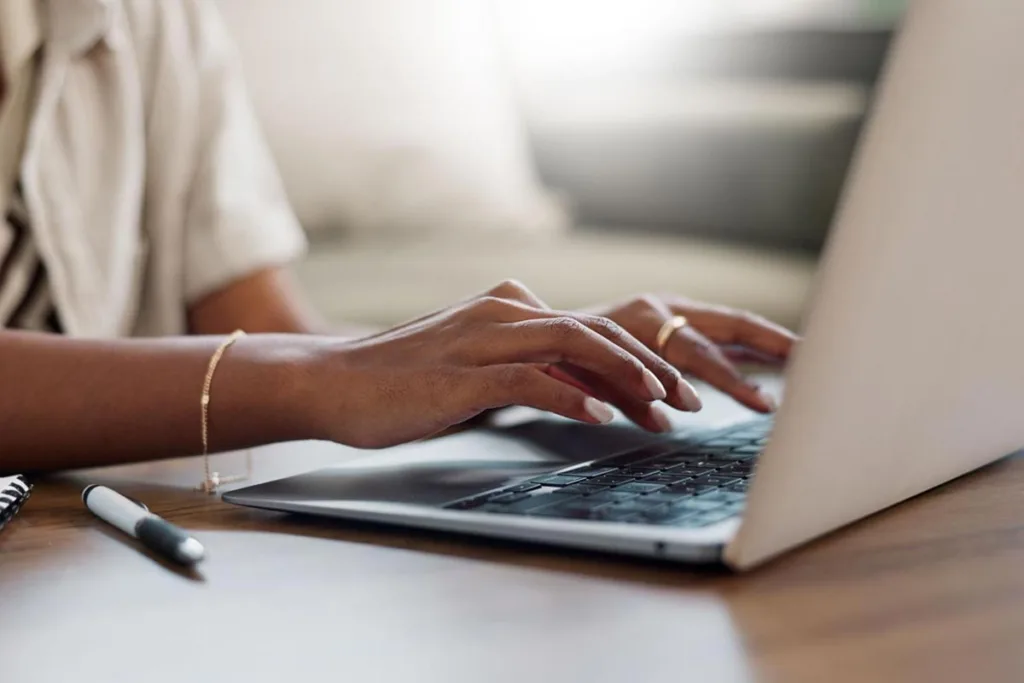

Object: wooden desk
[3,437,1024,683]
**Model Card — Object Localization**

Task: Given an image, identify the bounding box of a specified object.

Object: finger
[474,316,668,404]
[671,301,798,360]
[541,364,600,398]
[721,345,788,366]
[470,364,616,425]
[552,366,677,433]
[569,312,703,413]
[577,295,704,413]
[666,325,777,414]
[466,299,699,410]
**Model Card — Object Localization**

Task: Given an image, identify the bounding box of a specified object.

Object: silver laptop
[225,0,1024,570]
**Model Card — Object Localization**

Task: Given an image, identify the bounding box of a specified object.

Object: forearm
[0,331,312,474]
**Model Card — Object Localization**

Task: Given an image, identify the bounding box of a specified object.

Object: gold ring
[655,315,688,357]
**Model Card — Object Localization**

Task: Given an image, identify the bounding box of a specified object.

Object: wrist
[212,335,328,448]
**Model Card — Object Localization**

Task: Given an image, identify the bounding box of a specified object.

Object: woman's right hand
[298,281,703,449]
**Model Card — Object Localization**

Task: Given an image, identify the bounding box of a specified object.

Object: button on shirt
[2,0,307,338]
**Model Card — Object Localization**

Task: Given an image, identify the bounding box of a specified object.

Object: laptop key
[657,510,706,527]
[693,475,741,487]
[588,474,637,486]
[533,500,606,520]
[505,483,542,494]
[640,474,692,485]
[600,503,646,522]
[660,466,711,477]
[560,484,610,496]
[696,491,745,504]
[676,499,724,512]
[530,474,588,487]
[666,482,717,495]
[641,491,699,504]
[670,460,720,470]
[494,492,577,514]
[561,467,619,479]
[620,466,664,477]
[722,482,749,493]
[638,504,678,522]
[689,508,738,526]
[615,482,666,495]
[706,453,744,464]
[587,490,639,504]
[608,514,646,524]
[626,496,674,510]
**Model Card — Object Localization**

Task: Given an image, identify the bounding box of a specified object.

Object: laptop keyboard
[445,417,772,529]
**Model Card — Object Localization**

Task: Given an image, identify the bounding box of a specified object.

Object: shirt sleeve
[180,0,308,305]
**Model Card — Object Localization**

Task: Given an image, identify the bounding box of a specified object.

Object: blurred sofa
[214,1,891,331]
[297,232,816,330]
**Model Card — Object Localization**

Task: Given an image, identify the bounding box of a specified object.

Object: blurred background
[216,0,907,332]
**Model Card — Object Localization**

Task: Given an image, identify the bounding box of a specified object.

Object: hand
[584,294,797,416]
[299,281,702,448]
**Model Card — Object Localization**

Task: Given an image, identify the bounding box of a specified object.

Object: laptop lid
[726,0,1024,569]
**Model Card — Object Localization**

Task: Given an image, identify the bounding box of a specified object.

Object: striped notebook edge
[0,475,32,532]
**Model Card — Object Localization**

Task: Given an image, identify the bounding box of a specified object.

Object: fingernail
[583,397,615,424]
[651,405,673,433]
[676,379,703,412]
[642,368,667,401]
[757,388,778,412]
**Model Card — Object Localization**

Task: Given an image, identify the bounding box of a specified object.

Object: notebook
[0,475,32,533]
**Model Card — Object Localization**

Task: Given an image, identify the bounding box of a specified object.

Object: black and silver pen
[83,485,205,565]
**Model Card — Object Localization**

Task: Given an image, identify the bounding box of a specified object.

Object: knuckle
[488,278,529,298]
[634,294,661,312]
[585,314,624,338]
[547,316,587,339]
[470,295,508,317]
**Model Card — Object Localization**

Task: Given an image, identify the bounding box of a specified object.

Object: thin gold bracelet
[196,329,250,495]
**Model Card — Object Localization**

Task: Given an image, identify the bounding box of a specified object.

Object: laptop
[225,0,1024,570]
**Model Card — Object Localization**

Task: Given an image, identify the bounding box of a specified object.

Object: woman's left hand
[581,294,797,419]
[467,281,797,433]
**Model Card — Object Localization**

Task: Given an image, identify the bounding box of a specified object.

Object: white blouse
[0,0,57,331]
[14,0,307,338]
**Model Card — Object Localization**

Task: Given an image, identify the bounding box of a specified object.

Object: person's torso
[0,0,202,339]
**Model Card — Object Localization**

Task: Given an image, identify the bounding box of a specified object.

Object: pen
[82,485,205,565]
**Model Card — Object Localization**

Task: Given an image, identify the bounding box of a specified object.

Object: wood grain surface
[2,435,1024,683]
